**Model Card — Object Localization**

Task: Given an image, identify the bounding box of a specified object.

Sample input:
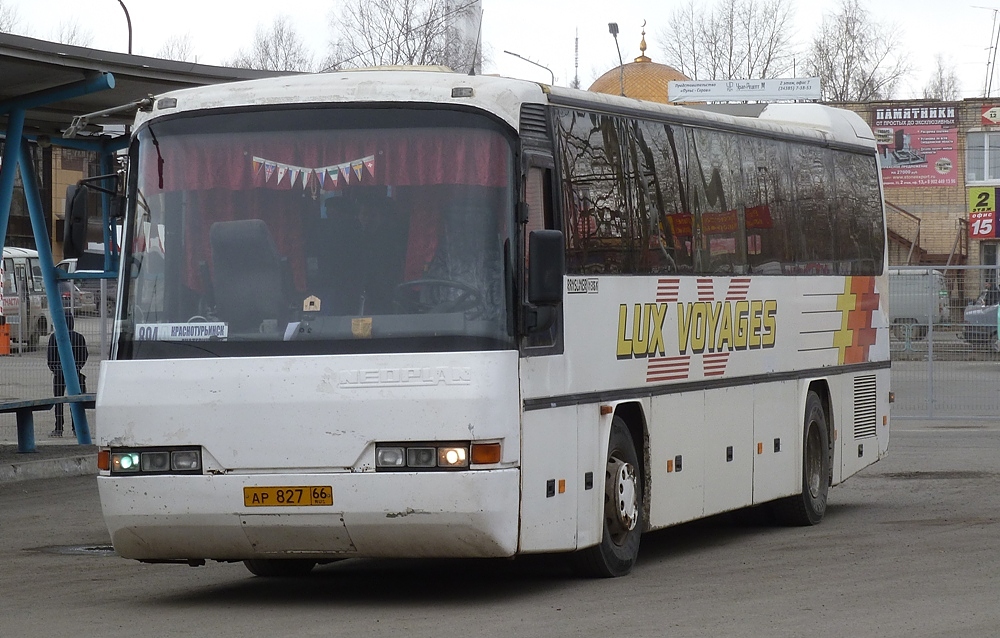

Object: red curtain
[141,128,510,193]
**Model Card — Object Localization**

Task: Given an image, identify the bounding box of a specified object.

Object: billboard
[873,104,958,187]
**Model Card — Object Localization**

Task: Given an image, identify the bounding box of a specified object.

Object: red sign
[970,210,998,239]
[983,106,1000,126]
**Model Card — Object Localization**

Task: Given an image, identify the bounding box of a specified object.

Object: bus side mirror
[527,229,565,305]
[63,184,90,259]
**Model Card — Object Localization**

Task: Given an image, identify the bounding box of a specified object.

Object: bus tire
[573,416,642,578]
[243,558,316,577]
[772,391,829,526]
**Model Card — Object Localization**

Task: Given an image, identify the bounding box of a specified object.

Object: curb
[0,454,97,484]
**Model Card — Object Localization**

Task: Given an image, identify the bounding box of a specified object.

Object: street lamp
[503,50,555,85]
[117,0,132,54]
[609,22,625,97]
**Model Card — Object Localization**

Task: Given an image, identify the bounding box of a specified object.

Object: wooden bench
[0,395,96,453]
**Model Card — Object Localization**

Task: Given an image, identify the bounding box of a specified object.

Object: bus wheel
[772,391,829,526]
[574,417,642,578]
[243,558,316,577]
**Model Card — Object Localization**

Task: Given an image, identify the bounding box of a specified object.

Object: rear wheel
[243,558,316,577]
[573,416,642,578]
[772,391,830,526]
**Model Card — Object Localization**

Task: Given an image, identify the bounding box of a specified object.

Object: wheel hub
[606,456,638,533]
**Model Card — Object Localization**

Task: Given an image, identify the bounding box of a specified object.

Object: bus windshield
[120,107,516,358]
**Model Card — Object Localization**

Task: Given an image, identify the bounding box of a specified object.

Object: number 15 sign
[969,187,999,239]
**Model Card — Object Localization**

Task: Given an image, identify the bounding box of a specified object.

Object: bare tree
[659,0,795,80]
[55,19,94,47]
[923,54,961,100]
[806,0,909,102]
[158,34,197,63]
[661,0,703,79]
[325,0,481,72]
[228,15,314,72]
[0,0,19,33]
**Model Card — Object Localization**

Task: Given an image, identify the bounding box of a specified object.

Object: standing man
[47,313,88,437]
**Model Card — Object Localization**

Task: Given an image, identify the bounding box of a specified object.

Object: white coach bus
[96,68,890,578]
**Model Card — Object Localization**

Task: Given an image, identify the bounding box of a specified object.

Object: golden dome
[588,28,690,104]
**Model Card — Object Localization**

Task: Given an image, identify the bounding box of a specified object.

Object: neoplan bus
[96,69,890,578]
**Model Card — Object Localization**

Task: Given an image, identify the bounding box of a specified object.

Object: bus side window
[524,167,553,238]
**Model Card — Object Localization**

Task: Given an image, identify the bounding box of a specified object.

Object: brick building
[836,101,968,264]
[834,99,1000,306]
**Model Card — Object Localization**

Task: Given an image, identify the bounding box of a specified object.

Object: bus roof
[2,247,39,259]
[134,68,875,150]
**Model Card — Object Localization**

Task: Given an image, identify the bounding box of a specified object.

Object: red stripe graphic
[697,278,714,302]
[702,352,730,377]
[646,356,691,382]
[656,278,680,303]
[725,278,751,301]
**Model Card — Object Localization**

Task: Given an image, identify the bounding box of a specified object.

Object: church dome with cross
[588,26,690,104]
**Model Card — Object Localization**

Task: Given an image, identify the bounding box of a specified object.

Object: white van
[888,268,950,340]
[1,247,52,348]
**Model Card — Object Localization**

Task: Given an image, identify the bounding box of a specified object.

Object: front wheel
[772,391,830,526]
[573,416,642,578]
[243,558,316,577]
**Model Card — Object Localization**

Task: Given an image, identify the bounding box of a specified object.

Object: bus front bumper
[98,468,520,561]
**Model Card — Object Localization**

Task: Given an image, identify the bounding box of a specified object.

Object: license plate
[243,486,333,507]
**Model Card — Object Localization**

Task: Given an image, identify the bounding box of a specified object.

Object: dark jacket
[46,316,88,383]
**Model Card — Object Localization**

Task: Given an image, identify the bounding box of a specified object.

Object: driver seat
[210,219,286,332]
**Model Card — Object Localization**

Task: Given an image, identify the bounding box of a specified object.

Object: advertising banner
[667,78,821,102]
[873,104,958,187]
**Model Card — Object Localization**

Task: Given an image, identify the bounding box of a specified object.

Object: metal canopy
[0,34,289,450]
[0,32,283,138]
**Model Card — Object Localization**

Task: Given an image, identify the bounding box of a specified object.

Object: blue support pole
[0,109,26,248]
[0,73,117,448]
[18,140,91,444]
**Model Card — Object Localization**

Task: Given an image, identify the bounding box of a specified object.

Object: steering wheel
[394,279,485,317]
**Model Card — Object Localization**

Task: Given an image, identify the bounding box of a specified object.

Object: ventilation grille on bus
[519,104,548,140]
[853,375,878,439]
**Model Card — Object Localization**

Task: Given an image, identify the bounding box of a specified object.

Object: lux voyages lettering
[677,300,777,354]
[617,303,669,358]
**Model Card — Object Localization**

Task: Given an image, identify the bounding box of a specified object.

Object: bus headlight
[112,452,141,472]
[107,447,203,475]
[375,443,474,471]
[376,446,406,468]
[406,447,437,468]
[140,451,170,472]
[171,450,201,471]
[437,446,468,468]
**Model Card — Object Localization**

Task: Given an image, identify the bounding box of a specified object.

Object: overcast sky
[5,0,999,100]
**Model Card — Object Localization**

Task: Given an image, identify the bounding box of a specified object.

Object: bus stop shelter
[0,32,278,448]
